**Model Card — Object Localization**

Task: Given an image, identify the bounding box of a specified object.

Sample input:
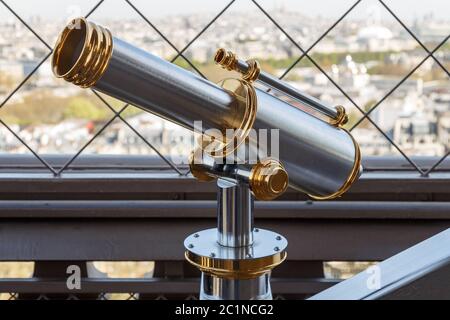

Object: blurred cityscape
[0,1,450,161]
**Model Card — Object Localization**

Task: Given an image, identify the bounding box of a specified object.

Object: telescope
[52,18,362,300]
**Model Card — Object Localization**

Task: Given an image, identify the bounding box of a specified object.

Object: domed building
[357,25,394,51]
[357,25,393,41]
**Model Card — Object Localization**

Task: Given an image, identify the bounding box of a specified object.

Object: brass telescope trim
[52,17,113,88]
[215,48,261,83]
[185,250,287,280]
[205,78,258,158]
[184,228,288,280]
[249,158,289,201]
[329,105,349,127]
[189,148,289,201]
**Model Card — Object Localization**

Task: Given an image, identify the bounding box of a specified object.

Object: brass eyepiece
[214,48,237,71]
[250,159,289,201]
[52,17,113,88]
[215,48,260,83]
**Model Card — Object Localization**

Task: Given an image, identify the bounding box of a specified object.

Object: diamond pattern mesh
[0,0,448,176]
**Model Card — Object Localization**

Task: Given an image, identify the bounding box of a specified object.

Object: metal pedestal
[200,273,272,300]
[185,179,287,300]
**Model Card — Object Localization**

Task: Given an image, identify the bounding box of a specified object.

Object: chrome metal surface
[190,148,289,201]
[95,38,237,132]
[259,72,338,118]
[217,179,253,247]
[250,89,359,196]
[98,40,360,196]
[52,20,360,198]
[184,228,287,261]
[190,148,255,184]
[200,272,272,300]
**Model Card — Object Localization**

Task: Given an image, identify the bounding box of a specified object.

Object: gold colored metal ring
[52,17,113,88]
[308,129,361,200]
[242,59,260,83]
[214,49,261,83]
[214,48,237,71]
[249,158,289,201]
[329,105,349,127]
[185,251,287,280]
[188,149,215,182]
[204,78,257,158]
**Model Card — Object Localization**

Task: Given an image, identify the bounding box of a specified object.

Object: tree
[63,97,109,120]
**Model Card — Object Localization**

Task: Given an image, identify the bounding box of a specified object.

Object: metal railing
[0,155,449,299]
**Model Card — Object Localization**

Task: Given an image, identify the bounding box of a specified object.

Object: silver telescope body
[52,18,361,199]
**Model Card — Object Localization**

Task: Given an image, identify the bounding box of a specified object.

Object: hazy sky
[0,0,448,22]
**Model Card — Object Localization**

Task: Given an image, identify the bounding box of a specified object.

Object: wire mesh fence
[2,291,294,300]
[0,0,449,177]
[1,292,179,300]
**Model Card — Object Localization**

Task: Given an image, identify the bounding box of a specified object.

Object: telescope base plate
[184,228,287,300]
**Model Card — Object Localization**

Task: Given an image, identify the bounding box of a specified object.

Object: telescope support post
[217,179,253,248]
[185,178,287,300]
[200,269,272,300]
